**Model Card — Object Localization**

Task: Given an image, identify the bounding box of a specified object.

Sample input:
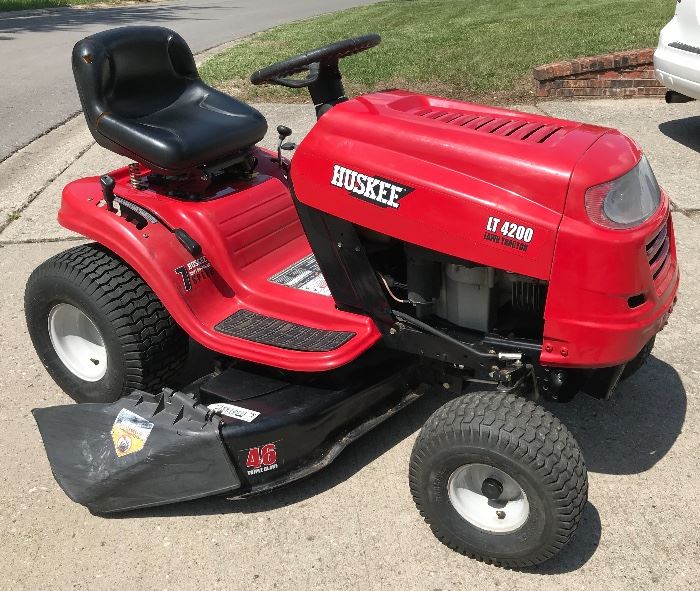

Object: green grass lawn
[0,0,141,11]
[201,0,673,104]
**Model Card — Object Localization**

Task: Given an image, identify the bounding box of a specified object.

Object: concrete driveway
[1,97,699,590]
[0,0,379,161]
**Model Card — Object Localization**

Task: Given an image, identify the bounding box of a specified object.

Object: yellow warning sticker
[111,409,154,458]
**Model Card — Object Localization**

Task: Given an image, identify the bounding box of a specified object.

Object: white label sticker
[268,254,331,296]
[208,403,260,422]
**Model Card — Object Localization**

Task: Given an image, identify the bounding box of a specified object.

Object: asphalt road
[0,0,378,162]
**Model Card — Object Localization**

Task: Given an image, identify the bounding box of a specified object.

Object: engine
[367,236,548,338]
[433,264,546,334]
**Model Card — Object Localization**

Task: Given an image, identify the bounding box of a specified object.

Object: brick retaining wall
[533,49,665,99]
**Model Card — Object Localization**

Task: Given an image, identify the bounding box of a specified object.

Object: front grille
[669,41,700,55]
[646,221,670,281]
[407,108,569,145]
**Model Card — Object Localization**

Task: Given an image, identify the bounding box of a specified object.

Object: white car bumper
[654,20,700,100]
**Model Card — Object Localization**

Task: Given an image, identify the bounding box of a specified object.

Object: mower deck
[33,349,421,513]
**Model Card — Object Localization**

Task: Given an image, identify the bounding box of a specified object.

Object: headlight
[584,156,661,229]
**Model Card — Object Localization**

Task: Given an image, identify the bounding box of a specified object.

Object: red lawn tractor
[27,27,678,567]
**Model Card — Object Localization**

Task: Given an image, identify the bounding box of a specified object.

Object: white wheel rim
[48,303,107,382]
[448,463,530,533]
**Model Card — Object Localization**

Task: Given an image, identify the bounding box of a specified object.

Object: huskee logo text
[330,164,414,209]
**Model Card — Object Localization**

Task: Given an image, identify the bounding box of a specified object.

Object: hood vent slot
[409,108,567,145]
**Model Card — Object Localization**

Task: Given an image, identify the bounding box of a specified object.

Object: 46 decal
[484,216,534,252]
[245,443,278,476]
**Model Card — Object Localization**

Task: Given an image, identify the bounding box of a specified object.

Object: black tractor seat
[72,26,268,173]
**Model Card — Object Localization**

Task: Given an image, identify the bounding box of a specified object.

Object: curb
[0,115,92,234]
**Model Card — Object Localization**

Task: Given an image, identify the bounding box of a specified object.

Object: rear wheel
[25,243,188,403]
[409,391,587,567]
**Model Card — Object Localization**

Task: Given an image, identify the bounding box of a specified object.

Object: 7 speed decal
[174,255,214,292]
[483,216,534,252]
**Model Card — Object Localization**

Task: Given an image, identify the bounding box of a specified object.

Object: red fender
[58,149,380,372]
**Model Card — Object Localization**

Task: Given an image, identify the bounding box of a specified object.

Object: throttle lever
[275,125,296,174]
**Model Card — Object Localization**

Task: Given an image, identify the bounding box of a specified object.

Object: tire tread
[409,391,587,568]
[26,243,188,397]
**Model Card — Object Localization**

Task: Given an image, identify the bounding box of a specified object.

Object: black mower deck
[33,350,422,513]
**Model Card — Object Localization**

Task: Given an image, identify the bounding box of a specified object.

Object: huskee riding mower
[26,27,678,567]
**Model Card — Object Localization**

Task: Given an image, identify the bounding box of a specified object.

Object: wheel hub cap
[48,303,107,382]
[448,463,530,533]
[480,477,504,500]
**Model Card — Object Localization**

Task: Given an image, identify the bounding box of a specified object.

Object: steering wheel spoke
[272,62,321,88]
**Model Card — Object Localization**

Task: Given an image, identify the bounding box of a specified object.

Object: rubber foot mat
[215,309,355,352]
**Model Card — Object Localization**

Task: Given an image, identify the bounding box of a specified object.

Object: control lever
[100,174,116,212]
[277,125,292,140]
[275,125,296,173]
[174,228,202,257]
[98,174,203,260]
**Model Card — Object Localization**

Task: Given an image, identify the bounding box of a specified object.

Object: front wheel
[25,243,189,403]
[409,391,587,567]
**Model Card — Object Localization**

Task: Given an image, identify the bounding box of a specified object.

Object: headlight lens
[584,156,661,229]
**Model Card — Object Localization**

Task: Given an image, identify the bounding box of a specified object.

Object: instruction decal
[111,409,154,458]
[175,256,213,292]
[207,403,260,423]
[483,216,534,252]
[269,254,331,296]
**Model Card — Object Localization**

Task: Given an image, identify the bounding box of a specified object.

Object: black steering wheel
[250,34,381,88]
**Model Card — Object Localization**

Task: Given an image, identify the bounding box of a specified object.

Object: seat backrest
[72,26,199,142]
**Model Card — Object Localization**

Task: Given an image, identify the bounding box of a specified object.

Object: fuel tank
[291,90,612,280]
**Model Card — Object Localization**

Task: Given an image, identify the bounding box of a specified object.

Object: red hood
[299,91,610,213]
[292,91,635,280]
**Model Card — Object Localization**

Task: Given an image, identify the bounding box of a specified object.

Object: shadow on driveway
[0,3,230,37]
[111,354,685,573]
[548,355,686,475]
[659,115,700,152]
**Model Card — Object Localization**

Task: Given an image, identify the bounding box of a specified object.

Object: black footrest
[215,309,355,352]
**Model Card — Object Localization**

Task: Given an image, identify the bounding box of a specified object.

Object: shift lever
[100,174,116,212]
